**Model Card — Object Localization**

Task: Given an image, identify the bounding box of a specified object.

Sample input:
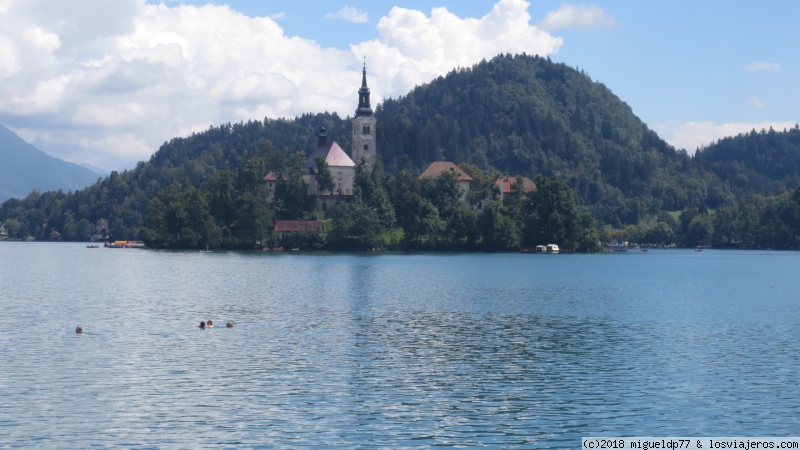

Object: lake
[1,242,799,448]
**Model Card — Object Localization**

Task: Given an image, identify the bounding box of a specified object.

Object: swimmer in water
[75,325,83,334]
[226,321,233,328]
[206,320,214,328]
[199,321,206,329]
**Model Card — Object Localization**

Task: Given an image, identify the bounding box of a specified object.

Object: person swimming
[206,320,214,328]
[199,321,206,329]
[226,321,233,328]
[75,325,83,334]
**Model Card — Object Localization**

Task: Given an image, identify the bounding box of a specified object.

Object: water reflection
[1,244,800,447]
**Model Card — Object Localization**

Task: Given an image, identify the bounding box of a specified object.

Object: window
[362,125,371,135]
[363,144,369,151]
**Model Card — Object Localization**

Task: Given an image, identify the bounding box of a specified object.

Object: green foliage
[273,152,313,220]
[524,175,582,249]
[355,160,396,229]
[478,201,521,251]
[376,53,721,225]
[327,199,382,250]
[695,125,800,197]
[3,54,800,251]
[315,157,335,195]
[142,181,218,248]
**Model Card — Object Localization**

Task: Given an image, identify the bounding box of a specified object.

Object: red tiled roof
[304,141,355,170]
[494,176,537,193]
[274,220,325,233]
[417,162,473,181]
[264,171,285,181]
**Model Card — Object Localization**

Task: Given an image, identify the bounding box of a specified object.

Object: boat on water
[546,244,560,254]
[104,240,147,249]
[609,242,628,252]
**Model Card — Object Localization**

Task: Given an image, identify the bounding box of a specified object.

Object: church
[266,63,377,210]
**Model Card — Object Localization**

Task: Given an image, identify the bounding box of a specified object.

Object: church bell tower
[352,62,377,170]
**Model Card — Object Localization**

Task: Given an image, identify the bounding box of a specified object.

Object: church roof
[355,63,373,117]
[304,141,355,169]
[418,162,473,181]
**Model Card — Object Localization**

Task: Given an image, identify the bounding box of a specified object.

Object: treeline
[611,187,800,250]
[144,154,604,251]
[0,152,600,251]
[3,53,800,250]
[695,125,800,197]
[376,53,723,227]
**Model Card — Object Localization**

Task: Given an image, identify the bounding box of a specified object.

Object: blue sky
[0,0,797,171]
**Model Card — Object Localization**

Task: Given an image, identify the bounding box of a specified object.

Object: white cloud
[325,5,368,24]
[747,97,765,109]
[0,0,561,171]
[666,121,797,153]
[538,3,618,30]
[355,0,561,96]
[77,133,153,161]
[745,61,780,72]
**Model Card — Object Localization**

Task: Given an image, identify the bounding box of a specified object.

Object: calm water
[1,242,799,448]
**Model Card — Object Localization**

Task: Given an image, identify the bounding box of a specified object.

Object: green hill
[149,54,727,227]
[376,54,723,225]
[694,125,800,195]
[5,53,800,249]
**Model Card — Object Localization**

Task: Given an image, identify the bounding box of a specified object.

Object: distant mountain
[0,124,100,202]
[79,162,110,176]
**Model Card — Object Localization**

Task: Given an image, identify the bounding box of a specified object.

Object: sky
[0,0,797,172]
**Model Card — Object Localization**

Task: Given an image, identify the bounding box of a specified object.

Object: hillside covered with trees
[2,54,800,250]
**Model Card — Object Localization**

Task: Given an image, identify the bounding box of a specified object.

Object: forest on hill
[2,54,800,250]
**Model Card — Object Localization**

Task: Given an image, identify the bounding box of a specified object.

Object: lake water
[1,242,799,448]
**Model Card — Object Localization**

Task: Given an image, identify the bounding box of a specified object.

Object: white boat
[609,243,627,252]
[546,244,560,254]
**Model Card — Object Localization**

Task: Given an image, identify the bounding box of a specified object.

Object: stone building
[265,64,378,209]
[301,127,356,210]
[351,63,377,170]
[417,161,473,204]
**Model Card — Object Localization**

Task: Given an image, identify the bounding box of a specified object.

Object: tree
[355,160,396,228]
[524,175,584,249]
[234,157,272,247]
[684,214,713,247]
[205,169,236,230]
[274,151,312,220]
[479,200,521,250]
[315,157,335,195]
[327,199,382,249]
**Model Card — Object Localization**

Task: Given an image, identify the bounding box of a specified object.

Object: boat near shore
[104,240,147,249]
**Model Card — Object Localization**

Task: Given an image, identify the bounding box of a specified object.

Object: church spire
[355,60,373,117]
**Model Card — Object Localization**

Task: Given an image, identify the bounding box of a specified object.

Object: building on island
[351,63,377,170]
[301,128,356,210]
[494,176,537,200]
[274,220,326,239]
[418,161,473,203]
[264,170,284,203]
[268,63,378,210]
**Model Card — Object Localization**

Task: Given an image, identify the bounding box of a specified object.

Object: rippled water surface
[1,242,800,448]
